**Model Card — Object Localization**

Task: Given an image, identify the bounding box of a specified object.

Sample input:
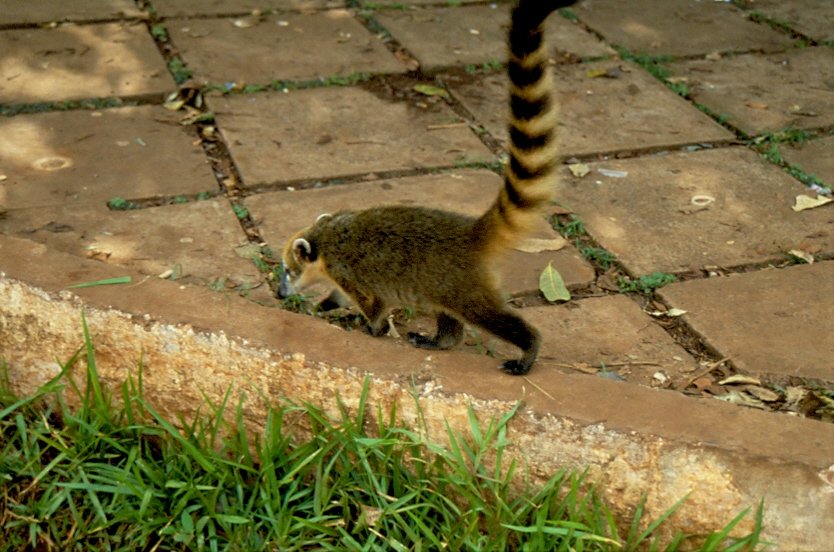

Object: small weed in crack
[618,272,677,294]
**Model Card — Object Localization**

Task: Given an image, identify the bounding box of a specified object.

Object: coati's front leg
[459,301,541,375]
[317,289,350,312]
[408,312,464,350]
[331,282,390,337]
[355,294,389,337]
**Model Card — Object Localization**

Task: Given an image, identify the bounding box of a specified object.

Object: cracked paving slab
[168,10,405,85]
[0,23,172,104]
[742,0,834,42]
[778,135,834,191]
[573,0,793,56]
[0,0,141,24]
[245,170,595,296]
[462,295,699,389]
[668,47,834,136]
[376,4,613,71]
[447,59,732,158]
[556,147,834,275]
[209,86,494,184]
[0,199,266,300]
[152,0,344,18]
[0,106,216,209]
[660,262,834,381]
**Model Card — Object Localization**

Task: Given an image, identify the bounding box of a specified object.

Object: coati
[279,0,572,375]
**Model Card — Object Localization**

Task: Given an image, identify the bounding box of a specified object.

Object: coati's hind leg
[459,301,541,375]
[408,312,464,350]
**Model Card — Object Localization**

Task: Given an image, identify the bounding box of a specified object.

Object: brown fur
[279,0,573,374]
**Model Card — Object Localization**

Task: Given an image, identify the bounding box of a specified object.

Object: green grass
[0,315,767,550]
[1,97,126,117]
[618,271,677,294]
[232,203,250,220]
[464,59,503,74]
[168,58,194,85]
[107,197,140,211]
[752,129,830,192]
[579,246,617,270]
[551,214,586,239]
[616,48,689,97]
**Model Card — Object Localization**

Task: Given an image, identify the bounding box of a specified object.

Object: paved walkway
[1,0,833,546]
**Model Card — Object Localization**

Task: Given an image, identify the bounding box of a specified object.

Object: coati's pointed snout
[277,264,294,299]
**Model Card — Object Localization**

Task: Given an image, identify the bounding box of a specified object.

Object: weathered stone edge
[1,234,832,547]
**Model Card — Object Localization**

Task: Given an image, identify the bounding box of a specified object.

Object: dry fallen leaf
[568,163,590,177]
[792,194,833,212]
[718,374,761,386]
[586,66,622,79]
[717,390,766,409]
[692,376,713,391]
[649,307,687,318]
[744,385,780,402]
[413,84,450,99]
[652,371,670,385]
[785,386,807,405]
[819,465,834,489]
[788,249,814,264]
[515,236,567,253]
[232,10,263,28]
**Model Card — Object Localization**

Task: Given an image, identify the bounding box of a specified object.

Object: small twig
[523,376,555,401]
[426,122,469,131]
[681,356,732,389]
[344,139,387,145]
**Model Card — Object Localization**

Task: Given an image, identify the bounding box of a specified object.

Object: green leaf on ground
[67,276,132,289]
[539,262,570,302]
[413,84,450,99]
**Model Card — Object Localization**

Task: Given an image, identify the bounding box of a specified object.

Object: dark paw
[317,297,341,312]
[407,332,440,349]
[366,323,387,337]
[501,359,531,375]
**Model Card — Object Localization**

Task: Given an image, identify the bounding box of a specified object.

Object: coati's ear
[315,213,332,223]
[292,237,317,262]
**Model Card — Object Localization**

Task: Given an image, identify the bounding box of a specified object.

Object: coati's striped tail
[477,0,572,252]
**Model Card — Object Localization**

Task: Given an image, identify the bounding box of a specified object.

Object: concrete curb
[2,234,832,547]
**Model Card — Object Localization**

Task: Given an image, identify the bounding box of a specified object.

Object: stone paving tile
[0,106,216,210]
[0,0,142,24]
[209,86,494,184]
[660,262,834,380]
[153,0,344,18]
[668,47,834,136]
[778,135,834,191]
[245,171,595,296]
[0,23,172,104]
[744,0,834,42]
[0,199,265,298]
[369,0,484,6]
[573,0,793,56]
[448,60,732,157]
[376,4,613,71]
[462,295,699,388]
[168,10,404,85]
[556,147,834,275]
